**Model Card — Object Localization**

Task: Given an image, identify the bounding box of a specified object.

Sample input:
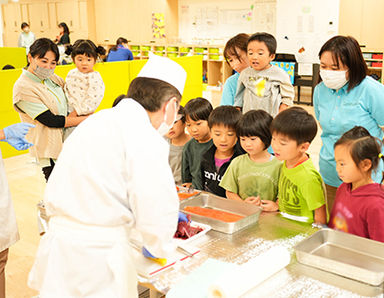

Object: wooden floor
[3,93,321,297]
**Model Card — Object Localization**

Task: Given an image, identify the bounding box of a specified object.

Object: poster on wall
[152,13,166,39]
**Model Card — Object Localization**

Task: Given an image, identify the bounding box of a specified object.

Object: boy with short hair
[165,105,191,185]
[182,97,213,189]
[234,32,294,117]
[200,106,243,197]
[271,107,327,224]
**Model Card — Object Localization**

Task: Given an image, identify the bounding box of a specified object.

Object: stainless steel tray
[294,228,384,286]
[179,193,262,234]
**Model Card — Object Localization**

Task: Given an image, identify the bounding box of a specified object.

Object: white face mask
[157,100,177,136]
[34,65,55,80]
[320,69,348,90]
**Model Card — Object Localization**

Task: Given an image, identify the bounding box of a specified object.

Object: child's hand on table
[182,182,192,189]
[260,200,279,212]
[244,196,261,205]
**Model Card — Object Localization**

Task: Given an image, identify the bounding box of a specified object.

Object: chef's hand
[261,200,279,212]
[142,246,156,258]
[1,123,35,151]
[178,211,190,223]
[244,196,261,205]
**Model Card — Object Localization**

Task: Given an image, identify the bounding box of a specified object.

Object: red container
[372,54,383,59]
[371,62,383,67]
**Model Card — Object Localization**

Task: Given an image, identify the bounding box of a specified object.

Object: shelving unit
[362,50,384,83]
[117,43,232,86]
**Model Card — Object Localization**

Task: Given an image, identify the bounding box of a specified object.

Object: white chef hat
[137,52,187,95]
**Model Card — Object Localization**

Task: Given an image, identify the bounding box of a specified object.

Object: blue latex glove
[142,246,156,258]
[2,123,35,151]
[178,211,189,223]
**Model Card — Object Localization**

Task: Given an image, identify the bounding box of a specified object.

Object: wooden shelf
[362,49,384,84]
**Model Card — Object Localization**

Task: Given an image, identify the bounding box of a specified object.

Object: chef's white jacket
[0,149,19,253]
[48,97,179,254]
[29,98,179,297]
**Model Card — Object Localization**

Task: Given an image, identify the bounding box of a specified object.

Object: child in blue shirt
[220,33,250,106]
[182,98,213,189]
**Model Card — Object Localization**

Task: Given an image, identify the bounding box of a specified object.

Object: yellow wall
[0,47,27,69]
[0,55,202,158]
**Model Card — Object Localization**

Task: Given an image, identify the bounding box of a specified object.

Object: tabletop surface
[141,211,384,297]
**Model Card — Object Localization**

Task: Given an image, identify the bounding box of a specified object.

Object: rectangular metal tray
[294,228,384,286]
[179,193,262,234]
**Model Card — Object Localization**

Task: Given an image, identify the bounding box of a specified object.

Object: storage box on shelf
[362,50,384,83]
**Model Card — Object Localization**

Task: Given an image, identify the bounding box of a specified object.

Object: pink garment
[328,183,384,242]
[215,157,231,170]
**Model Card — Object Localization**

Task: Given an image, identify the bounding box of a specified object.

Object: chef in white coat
[28,53,187,297]
[0,122,34,298]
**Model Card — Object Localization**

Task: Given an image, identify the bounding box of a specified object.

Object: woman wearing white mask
[314,35,384,211]
[13,38,89,181]
[28,54,187,297]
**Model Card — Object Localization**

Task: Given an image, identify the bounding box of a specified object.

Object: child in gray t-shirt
[165,105,191,185]
[234,32,294,117]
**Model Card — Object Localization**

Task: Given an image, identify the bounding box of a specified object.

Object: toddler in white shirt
[64,39,106,139]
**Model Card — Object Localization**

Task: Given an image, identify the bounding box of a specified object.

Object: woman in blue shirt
[220,33,249,106]
[106,37,133,62]
[314,35,384,211]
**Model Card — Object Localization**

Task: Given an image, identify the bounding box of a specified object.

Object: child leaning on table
[165,105,191,185]
[234,32,294,117]
[219,110,282,209]
[329,126,384,242]
[181,97,213,190]
[200,106,243,197]
[271,107,327,224]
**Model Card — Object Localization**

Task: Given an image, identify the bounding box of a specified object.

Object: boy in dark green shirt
[181,98,213,189]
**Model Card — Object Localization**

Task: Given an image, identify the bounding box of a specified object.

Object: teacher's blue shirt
[314,76,384,187]
[220,72,239,106]
[106,45,133,62]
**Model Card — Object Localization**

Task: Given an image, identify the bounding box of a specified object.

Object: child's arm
[233,73,245,108]
[226,190,243,202]
[314,205,327,224]
[279,75,294,108]
[181,145,192,185]
[278,103,289,113]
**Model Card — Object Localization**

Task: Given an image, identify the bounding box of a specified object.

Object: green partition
[0,56,202,158]
[0,47,27,69]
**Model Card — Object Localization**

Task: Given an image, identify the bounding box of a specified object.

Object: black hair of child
[248,32,277,55]
[110,37,128,52]
[127,77,181,112]
[236,109,273,150]
[208,105,242,130]
[65,39,106,59]
[184,97,213,122]
[2,64,15,70]
[335,126,383,174]
[270,107,317,145]
[223,33,249,65]
[178,105,186,123]
[112,94,127,107]
[29,38,60,62]
[21,22,29,30]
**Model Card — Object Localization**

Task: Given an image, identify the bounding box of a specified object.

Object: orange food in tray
[178,192,199,200]
[184,206,245,223]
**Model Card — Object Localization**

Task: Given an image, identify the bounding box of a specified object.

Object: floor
[3,87,320,298]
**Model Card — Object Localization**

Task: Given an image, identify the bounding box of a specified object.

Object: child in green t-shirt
[220,110,282,210]
[271,107,327,224]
